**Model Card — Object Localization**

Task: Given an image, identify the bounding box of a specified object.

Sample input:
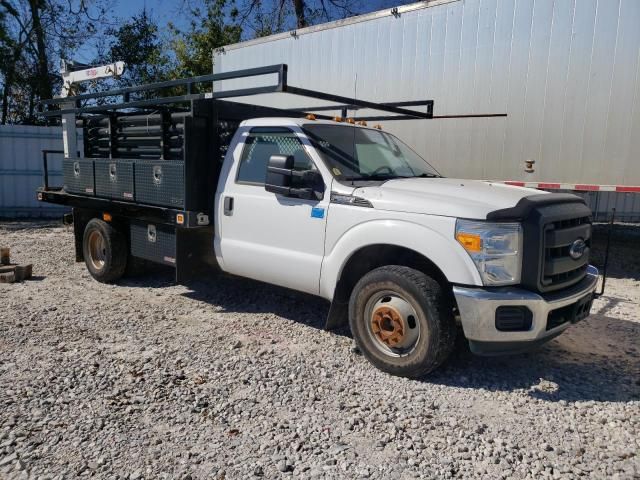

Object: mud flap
[175,226,219,284]
[325,300,349,330]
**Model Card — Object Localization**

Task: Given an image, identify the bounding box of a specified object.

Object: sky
[110,0,181,25]
[108,0,404,23]
[73,0,406,64]
[73,0,190,63]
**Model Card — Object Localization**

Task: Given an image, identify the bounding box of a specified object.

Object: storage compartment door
[134,160,184,208]
[63,158,95,195]
[94,159,135,201]
[130,221,176,266]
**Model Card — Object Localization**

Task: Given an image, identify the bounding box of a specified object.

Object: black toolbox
[63,158,95,195]
[94,159,135,201]
[134,160,184,208]
[130,221,177,266]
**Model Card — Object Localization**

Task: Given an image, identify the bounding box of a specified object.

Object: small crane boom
[59,60,125,157]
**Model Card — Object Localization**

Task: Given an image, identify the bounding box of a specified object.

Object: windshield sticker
[332,167,342,176]
[311,207,325,219]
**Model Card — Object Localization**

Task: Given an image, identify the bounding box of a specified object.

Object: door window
[237,128,314,185]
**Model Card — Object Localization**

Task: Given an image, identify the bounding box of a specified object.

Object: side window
[237,128,314,185]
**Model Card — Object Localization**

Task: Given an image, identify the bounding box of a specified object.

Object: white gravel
[0,221,639,480]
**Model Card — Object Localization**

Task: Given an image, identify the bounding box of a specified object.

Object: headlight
[455,219,522,286]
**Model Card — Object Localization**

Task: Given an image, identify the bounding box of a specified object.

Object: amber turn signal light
[456,233,482,252]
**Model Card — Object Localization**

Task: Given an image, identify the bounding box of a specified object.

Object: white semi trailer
[213,0,640,221]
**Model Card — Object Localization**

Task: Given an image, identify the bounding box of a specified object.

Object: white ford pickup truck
[214,117,598,376]
[38,64,599,377]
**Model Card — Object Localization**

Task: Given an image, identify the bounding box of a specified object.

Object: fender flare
[319,218,482,301]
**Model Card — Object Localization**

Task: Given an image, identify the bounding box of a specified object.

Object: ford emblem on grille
[569,238,587,260]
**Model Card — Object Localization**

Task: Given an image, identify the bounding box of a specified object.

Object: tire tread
[348,265,456,378]
[82,218,127,283]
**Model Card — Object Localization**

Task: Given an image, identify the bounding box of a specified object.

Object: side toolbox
[63,158,95,195]
[94,159,135,201]
[134,160,185,208]
[130,221,176,266]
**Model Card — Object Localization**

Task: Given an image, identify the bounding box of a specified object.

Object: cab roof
[240,117,379,130]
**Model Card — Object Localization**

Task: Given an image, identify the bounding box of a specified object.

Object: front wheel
[348,265,455,378]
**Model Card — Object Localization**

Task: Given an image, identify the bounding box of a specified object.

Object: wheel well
[325,244,452,330]
[333,244,451,305]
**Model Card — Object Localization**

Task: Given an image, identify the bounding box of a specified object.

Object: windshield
[303,124,441,182]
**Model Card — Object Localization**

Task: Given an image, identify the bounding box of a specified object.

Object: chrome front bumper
[453,265,599,355]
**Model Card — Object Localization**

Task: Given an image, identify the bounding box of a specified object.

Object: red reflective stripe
[616,186,640,193]
[574,184,600,191]
[497,181,640,192]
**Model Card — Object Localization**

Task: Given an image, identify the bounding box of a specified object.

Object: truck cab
[37,63,598,378]
[211,117,598,376]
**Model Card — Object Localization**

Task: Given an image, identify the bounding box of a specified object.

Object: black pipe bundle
[79,111,188,160]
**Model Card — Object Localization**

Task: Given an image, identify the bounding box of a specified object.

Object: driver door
[217,127,329,295]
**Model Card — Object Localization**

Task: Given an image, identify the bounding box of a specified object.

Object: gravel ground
[0,221,639,480]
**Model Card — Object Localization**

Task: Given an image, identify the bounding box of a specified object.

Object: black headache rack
[36,63,505,281]
[37,62,507,206]
[37,64,448,212]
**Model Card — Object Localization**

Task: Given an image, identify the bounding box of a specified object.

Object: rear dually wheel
[82,218,127,283]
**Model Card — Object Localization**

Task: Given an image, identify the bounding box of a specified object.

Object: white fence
[0,125,68,218]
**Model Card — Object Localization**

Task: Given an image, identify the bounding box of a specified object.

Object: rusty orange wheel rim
[370,306,405,347]
[365,291,421,357]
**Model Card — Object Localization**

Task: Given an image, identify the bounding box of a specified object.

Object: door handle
[223,196,234,216]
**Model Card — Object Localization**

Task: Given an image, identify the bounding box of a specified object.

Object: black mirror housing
[265,154,324,200]
[265,154,294,196]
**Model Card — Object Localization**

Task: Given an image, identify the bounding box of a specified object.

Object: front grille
[541,215,591,290]
[514,198,594,294]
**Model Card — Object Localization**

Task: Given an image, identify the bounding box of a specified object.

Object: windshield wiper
[413,173,440,178]
[373,173,441,179]
[343,174,401,181]
[342,173,441,181]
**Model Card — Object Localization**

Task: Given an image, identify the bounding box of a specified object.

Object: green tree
[100,9,168,87]
[0,0,108,124]
[169,0,241,78]
[234,0,361,38]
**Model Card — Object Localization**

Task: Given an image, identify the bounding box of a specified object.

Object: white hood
[353,178,544,219]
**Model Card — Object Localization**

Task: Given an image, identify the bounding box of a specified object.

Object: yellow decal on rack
[332,167,342,176]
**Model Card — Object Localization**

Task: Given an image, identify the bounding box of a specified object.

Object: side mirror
[265,154,294,196]
[265,154,323,200]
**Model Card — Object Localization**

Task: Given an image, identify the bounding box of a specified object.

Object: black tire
[82,218,127,283]
[348,265,456,378]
